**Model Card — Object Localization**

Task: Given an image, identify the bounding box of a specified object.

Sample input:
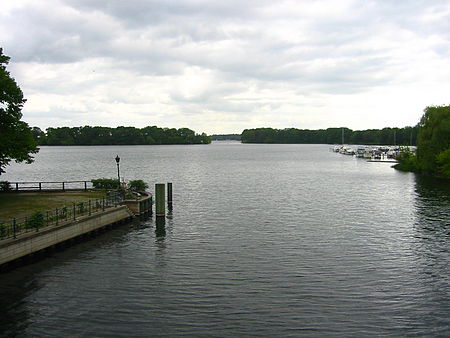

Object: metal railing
[0,191,124,241]
[5,181,94,191]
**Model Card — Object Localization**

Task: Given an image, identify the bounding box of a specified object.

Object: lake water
[1,143,449,337]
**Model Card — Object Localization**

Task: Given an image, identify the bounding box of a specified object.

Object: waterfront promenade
[0,191,152,268]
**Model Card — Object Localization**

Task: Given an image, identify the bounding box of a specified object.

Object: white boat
[342,146,355,155]
[386,147,400,159]
[355,147,366,158]
[363,147,373,158]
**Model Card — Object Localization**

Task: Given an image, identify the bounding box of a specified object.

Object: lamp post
[115,155,120,189]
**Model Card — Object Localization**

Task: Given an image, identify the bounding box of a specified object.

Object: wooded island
[31,126,211,145]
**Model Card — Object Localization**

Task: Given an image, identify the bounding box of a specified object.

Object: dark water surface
[1,143,449,337]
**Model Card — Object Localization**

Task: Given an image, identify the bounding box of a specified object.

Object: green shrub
[124,190,139,200]
[60,206,68,219]
[128,179,148,191]
[394,147,418,172]
[77,202,85,214]
[0,181,12,192]
[95,200,102,209]
[26,212,44,230]
[91,178,119,189]
[0,223,8,239]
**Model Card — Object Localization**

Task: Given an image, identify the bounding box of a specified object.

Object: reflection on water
[155,217,166,238]
[414,176,450,228]
[409,176,450,335]
[0,275,35,336]
[414,175,450,256]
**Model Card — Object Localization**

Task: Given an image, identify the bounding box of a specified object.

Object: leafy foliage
[241,126,417,145]
[26,211,44,230]
[436,147,450,178]
[77,202,85,214]
[124,190,139,200]
[35,125,211,145]
[0,48,38,174]
[0,180,11,192]
[128,179,148,191]
[91,178,119,189]
[393,105,450,179]
[210,134,241,141]
[0,222,7,239]
[416,105,450,176]
[92,177,148,192]
[394,147,418,172]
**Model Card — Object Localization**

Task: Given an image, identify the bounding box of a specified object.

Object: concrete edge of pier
[0,205,135,267]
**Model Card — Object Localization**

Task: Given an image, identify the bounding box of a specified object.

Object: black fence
[4,181,94,192]
[0,191,124,240]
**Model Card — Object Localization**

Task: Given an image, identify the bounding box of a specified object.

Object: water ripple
[1,144,449,337]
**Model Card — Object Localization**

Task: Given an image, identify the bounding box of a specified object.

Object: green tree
[199,132,212,144]
[33,124,211,146]
[32,126,47,144]
[436,148,450,178]
[46,127,77,145]
[128,179,149,191]
[394,146,418,172]
[112,126,144,145]
[416,105,450,177]
[0,48,38,174]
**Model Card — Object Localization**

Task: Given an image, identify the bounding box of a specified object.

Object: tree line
[241,126,418,145]
[210,134,241,141]
[31,126,211,146]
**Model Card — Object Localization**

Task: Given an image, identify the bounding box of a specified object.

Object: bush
[60,206,68,219]
[91,178,119,189]
[128,180,148,191]
[26,212,44,230]
[77,202,85,214]
[394,160,418,172]
[124,190,139,200]
[0,181,12,192]
[0,223,8,239]
[394,147,418,172]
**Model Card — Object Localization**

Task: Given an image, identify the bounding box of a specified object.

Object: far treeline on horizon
[31,126,212,146]
[32,125,418,146]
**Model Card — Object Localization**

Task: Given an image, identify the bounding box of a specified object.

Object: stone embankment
[0,195,152,268]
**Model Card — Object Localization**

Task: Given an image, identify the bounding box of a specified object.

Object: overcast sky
[1,0,449,134]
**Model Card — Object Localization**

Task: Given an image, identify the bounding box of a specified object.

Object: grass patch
[0,190,106,221]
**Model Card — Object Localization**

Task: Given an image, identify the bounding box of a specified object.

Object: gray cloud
[1,0,449,133]
[64,0,266,26]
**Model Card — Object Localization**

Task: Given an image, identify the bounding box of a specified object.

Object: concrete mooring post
[155,183,165,217]
[167,182,173,211]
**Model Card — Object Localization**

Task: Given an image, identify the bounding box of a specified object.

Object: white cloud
[1,0,449,134]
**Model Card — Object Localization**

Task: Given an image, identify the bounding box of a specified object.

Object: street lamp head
[115,155,120,163]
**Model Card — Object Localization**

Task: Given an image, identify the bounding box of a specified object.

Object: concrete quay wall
[122,195,152,216]
[0,206,133,266]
